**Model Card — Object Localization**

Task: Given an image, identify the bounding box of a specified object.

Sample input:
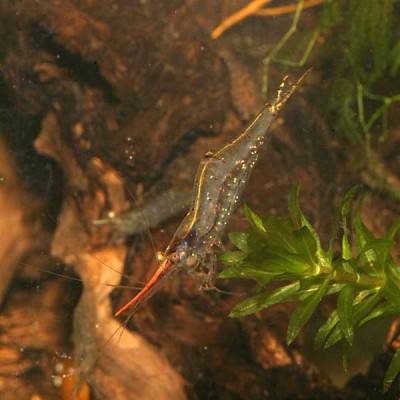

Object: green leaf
[288,183,329,268]
[244,249,310,274]
[262,215,296,252]
[386,260,400,284]
[289,184,322,244]
[322,323,343,349]
[230,281,300,318]
[247,230,267,252]
[244,204,267,238]
[314,309,339,350]
[293,283,343,304]
[353,201,376,256]
[386,220,400,241]
[340,187,358,260]
[268,271,306,282]
[327,199,342,261]
[228,231,250,252]
[299,274,327,290]
[381,279,400,305]
[219,251,247,266]
[342,232,352,260]
[384,347,400,392]
[324,290,379,349]
[382,220,400,265]
[381,261,400,305]
[340,260,355,274]
[327,283,346,295]
[337,284,355,345]
[289,183,304,230]
[254,275,276,292]
[359,302,400,327]
[293,226,318,266]
[342,342,350,373]
[287,278,330,345]
[289,274,329,301]
[219,265,245,279]
[220,266,277,284]
[351,290,380,323]
[355,238,393,274]
[360,238,393,257]
[341,186,359,217]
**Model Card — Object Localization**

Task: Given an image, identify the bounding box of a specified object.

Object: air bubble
[52,375,63,388]
[54,362,64,374]
[107,211,116,218]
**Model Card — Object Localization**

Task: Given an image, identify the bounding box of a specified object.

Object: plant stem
[332,268,384,288]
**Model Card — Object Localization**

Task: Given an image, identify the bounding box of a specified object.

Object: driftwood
[1,1,399,399]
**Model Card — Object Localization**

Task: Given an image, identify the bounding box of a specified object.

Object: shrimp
[115,71,309,316]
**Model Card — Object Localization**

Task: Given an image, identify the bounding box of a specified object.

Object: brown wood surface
[0,1,399,399]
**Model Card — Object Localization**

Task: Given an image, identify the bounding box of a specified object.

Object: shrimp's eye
[170,252,180,263]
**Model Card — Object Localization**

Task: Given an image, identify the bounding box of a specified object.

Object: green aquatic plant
[220,184,400,391]
[320,0,400,157]
[264,0,400,156]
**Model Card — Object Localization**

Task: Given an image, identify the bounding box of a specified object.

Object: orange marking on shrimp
[115,258,174,316]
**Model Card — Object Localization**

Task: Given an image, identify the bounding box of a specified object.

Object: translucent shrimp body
[115,72,308,316]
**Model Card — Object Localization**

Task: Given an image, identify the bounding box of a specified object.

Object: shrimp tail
[114,258,174,316]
